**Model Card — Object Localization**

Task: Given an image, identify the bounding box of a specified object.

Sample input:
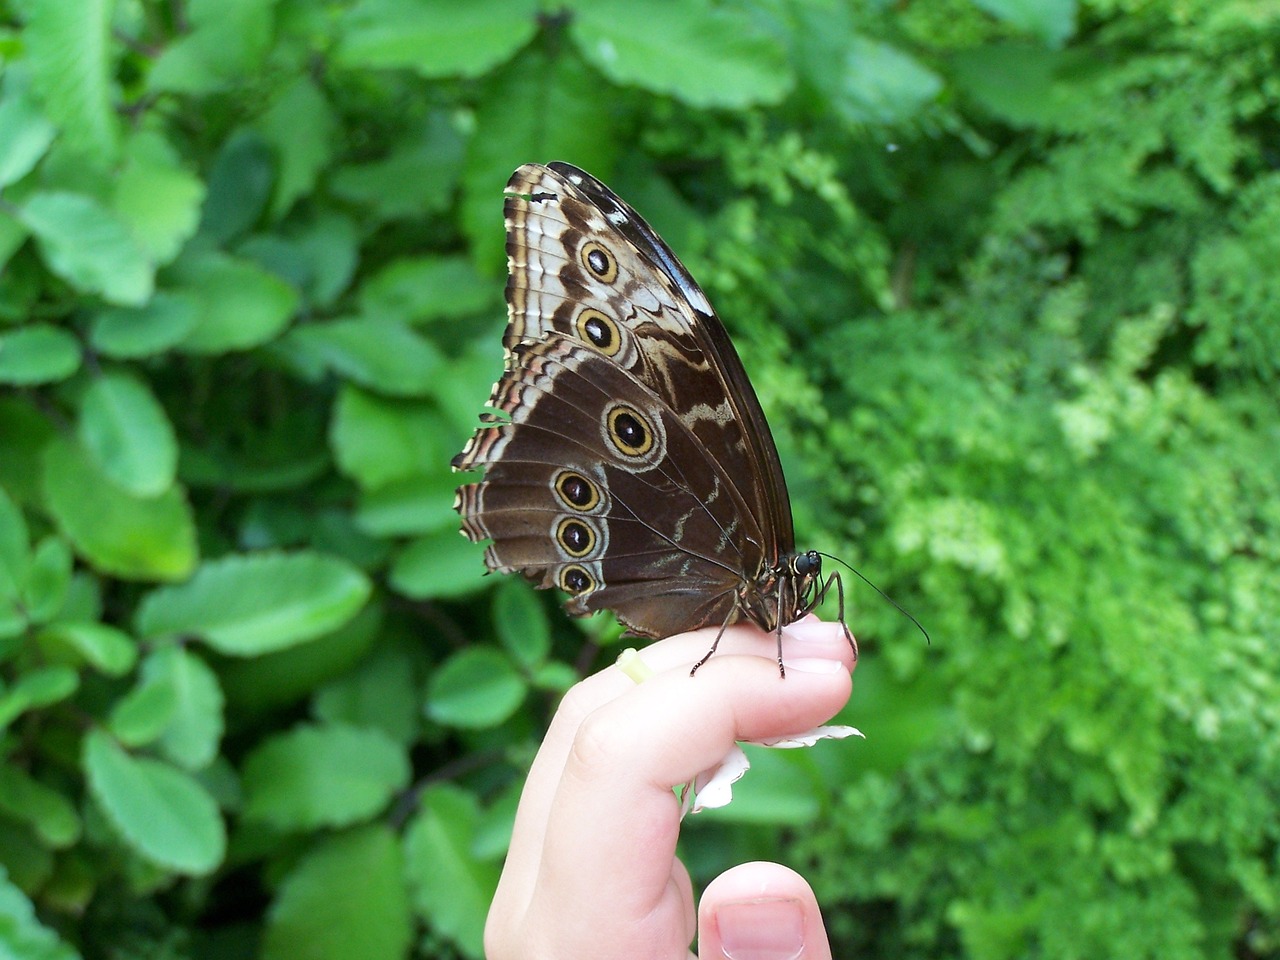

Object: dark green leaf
[493,579,550,671]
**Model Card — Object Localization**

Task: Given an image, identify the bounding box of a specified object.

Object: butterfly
[452,162,855,675]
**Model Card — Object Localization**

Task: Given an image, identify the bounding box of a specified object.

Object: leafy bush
[0,1,1276,959]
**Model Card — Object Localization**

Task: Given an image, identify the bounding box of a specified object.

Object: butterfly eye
[555,518,597,558]
[580,241,618,283]
[559,564,596,595]
[554,470,601,511]
[606,404,653,457]
[575,309,622,356]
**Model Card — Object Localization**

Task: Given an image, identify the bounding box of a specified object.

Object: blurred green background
[1,0,1278,957]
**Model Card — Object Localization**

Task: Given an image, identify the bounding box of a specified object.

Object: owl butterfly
[452,162,855,675]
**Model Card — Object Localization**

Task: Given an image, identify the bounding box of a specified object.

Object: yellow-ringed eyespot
[554,470,601,511]
[606,404,653,457]
[559,564,595,595]
[580,241,618,283]
[575,308,621,356]
[556,518,597,558]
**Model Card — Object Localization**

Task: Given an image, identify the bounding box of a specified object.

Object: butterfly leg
[689,601,741,677]
[825,572,858,660]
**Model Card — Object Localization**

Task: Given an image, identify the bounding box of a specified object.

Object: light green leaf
[42,437,197,582]
[135,552,371,656]
[974,0,1077,47]
[0,764,80,848]
[336,0,537,77]
[125,645,224,769]
[108,675,176,748]
[494,579,550,671]
[262,826,412,960]
[113,130,205,264]
[89,292,201,359]
[837,36,944,126]
[22,535,71,624]
[19,0,118,162]
[404,784,500,958]
[0,324,80,385]
[171,251,298,354]
[461,48,618,266]
[242,724,410,830]
[0,666,79,729]
[147,0,274,94]
[355,471,460,538]
[290,317,443,396]
[358,255,497,325]
[19,192,153,306]
[37,621,138,676]
[83,730,225,874]
[257,77,335,219]
[0,485,28,608]
[0,868,80,960]
[426,647,526,729]
[571,0,792,108]
[77,370,178,497]
[0,84,57,187]
[331,387,453,489]
[389,528,489,600]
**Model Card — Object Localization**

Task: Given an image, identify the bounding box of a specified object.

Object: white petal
[750,724,864,749]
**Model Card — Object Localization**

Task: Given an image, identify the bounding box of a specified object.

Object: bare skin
[485,617,856,960]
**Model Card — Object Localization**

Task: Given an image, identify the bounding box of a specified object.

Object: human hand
[485,617,856,960]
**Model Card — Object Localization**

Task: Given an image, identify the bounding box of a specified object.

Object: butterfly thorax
[738,549,823,633]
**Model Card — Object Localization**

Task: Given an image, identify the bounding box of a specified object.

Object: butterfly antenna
[818,552,931,645]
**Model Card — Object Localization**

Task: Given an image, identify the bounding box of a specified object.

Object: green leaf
[355,471,460,538]
[289,317,443,396]
[0,764,80,849]
[425,647,526,729]
[22,534,71,624]
[0,485,28,616]
[199,129,274,244]
[172,252,299,354]
[107,675,176,748]
[358,255,497,325]
[126,645,224,769]
[147,0,274,94]
[0,869,80,960]
[42,437,197,582]
[330,112,464,221]
[0,83,57,187]
[0,324,80,385]
[262,826,412,960]
[314,642,420,746]
[836,35,944,126]
[0,398,56,504]
[242,724,410,830]
[493,579,550,671]
[331,387,453,489]
[77,370,178,497]
[389,528,489,600]
[257,77,335,219]
[135,552,371,656]
[974,0,1077,47]
[336,0,537,77]
[37,621,138,676]
[19,0,118,162]
[83,730,225,875]
[0,666,79,728]
[113,130,205,264]
[571,0,792,108]
[461,49,618,267]
[88,292,201,359]
[404,784,500,958]
[19,192,153,306]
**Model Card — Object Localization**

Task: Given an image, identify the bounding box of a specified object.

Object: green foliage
[0,1,1276,958]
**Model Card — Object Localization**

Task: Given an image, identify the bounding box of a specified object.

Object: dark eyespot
[560,564,594,595]
[556,518,596,558]
[580,241,618,283]
[575,309,620,356]
[554,470,599,510]
[607,405,652,457]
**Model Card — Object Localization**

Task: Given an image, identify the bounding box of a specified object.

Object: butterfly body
[453,163,851,669]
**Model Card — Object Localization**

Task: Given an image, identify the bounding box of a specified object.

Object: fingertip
[699,862,832,960]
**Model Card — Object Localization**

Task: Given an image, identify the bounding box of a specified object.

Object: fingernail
[783,620,838,644]
[784,657,846,674]
[717,897,805,960]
